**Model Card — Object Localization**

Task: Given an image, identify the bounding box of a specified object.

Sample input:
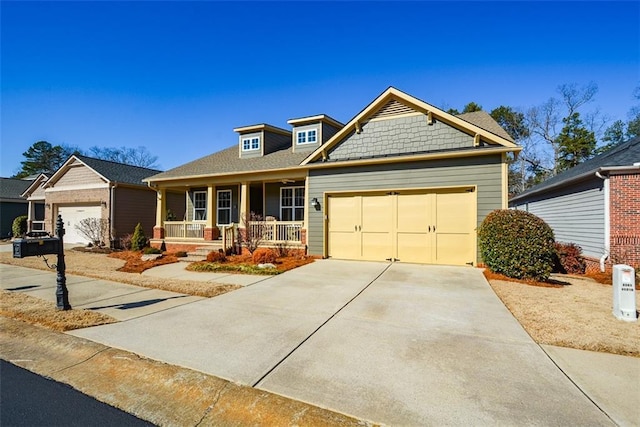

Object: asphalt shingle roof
[511,136,640,202]
[75,155,162,186]
[0,178,32,201]
[146,146,309,181]
[456,111,515,142]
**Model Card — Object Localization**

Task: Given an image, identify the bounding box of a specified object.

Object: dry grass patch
[1,290,117,331]
[488,275,640,357]
[0,251,240,298]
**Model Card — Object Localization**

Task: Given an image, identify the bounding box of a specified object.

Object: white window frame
[296,129,317,145]
[217,189,232,225]
[193,191,207,221]
[242,136,260,151]
[280,186,305,221]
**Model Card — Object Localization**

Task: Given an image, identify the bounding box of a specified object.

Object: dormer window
[242,137,260,151]
[296,129,317,145]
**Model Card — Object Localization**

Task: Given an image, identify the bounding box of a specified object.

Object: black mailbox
[13,237,61,258]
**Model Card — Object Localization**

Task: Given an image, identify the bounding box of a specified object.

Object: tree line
[13,142,159,178]
[447,82,639,194]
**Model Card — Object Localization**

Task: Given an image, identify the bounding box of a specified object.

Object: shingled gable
[45,155,162,188]
[300,87,519,165]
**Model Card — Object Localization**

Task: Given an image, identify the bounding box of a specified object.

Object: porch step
[180,246,225,262]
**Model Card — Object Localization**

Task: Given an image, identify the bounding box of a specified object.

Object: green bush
[12,215,28,238]
[131,223,147,251]
[143,246,162,255]
[478,209,556,281]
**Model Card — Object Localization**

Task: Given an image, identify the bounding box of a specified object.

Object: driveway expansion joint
[251,262,392,387]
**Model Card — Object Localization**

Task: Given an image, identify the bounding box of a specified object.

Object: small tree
[240,211,267,254]
[75,217,109,246]
[131,223,147,251]
[12,215,28,238]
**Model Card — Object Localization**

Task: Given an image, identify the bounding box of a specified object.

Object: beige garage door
[327,188,476,265]
[57,205,102,244]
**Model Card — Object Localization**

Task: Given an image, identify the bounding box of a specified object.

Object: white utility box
[612,264,637,322]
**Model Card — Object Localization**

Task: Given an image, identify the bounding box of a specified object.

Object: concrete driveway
[70,260,611,425]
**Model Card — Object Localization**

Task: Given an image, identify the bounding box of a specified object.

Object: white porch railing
[249,221,303,243]
[164,221,206,239]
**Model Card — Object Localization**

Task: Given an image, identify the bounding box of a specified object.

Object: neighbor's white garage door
[57,205,102,244]
[327,188,476,266]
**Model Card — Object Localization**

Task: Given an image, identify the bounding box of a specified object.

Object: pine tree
[556,112,596,172]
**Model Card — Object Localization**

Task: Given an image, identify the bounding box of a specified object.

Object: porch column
[204,184,218,240]
[27,200,34,233]
[153,188,166,239]
[239,182,249,222]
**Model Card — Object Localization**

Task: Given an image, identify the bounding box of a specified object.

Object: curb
[0,317,373,426]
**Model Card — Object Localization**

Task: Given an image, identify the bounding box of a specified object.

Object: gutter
[595,170,610,272]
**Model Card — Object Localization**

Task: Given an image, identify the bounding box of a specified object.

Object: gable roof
[46,155,162,188]
[456,111,514,142]
[510,137,640,203]
[145,146,309,182]
[0,177,32,202]
[301,87,519,165]
[21,173,49,198]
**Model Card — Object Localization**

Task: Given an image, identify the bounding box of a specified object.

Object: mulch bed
[108,251,180,273]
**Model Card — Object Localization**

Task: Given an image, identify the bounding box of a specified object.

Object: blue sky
[1,1,638,176]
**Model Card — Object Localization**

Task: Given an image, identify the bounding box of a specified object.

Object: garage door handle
[428,225,431,232]
[433,225,436,232]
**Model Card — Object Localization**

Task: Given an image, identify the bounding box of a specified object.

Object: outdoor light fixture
[311,197,320,208]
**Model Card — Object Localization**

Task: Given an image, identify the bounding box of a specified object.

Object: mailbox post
[55,215,71,310]
[613,264,636,322]
[12,214,71,310]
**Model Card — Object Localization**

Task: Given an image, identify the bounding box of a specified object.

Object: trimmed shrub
[143,247,162,255]
[12,215,28,238]
[478,209,556,281]
[553,242,586,274]
[131,223,147,251]
[252,248,277,264]
[175,251,188,258]
[206,250,227,263]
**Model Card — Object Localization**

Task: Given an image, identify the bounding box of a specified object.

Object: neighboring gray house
[0,177,34,238]
[510,137,640,271]
[146,87,520,266]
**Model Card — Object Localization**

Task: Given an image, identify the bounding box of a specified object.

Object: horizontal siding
[512,178,604,258]
[308,155,503,256]
[114,187,157,238]
[55,164,105,187]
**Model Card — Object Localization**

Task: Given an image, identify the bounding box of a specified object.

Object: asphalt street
[1,360,154,427]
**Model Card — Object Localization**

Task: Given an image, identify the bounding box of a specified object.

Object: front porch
[150,175,309,253]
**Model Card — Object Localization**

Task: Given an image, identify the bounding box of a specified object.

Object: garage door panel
[58,205,102,244]
[328,232,360,260]
[397,233,431,263]
[361,232,392,261]
[361,196,392,232]
[328,197,358,232]
[435,234,474,266]
[435,192,474,233]
[397,194,431,233]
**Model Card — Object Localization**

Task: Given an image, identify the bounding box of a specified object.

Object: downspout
[595,171,609,272]
[110,183,117,247]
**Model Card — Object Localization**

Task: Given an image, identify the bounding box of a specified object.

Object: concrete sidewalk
[141,262,268,286]
[0,264,203,321]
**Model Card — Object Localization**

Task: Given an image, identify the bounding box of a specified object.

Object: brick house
[34,155,171,245]
[510,137,640,271]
